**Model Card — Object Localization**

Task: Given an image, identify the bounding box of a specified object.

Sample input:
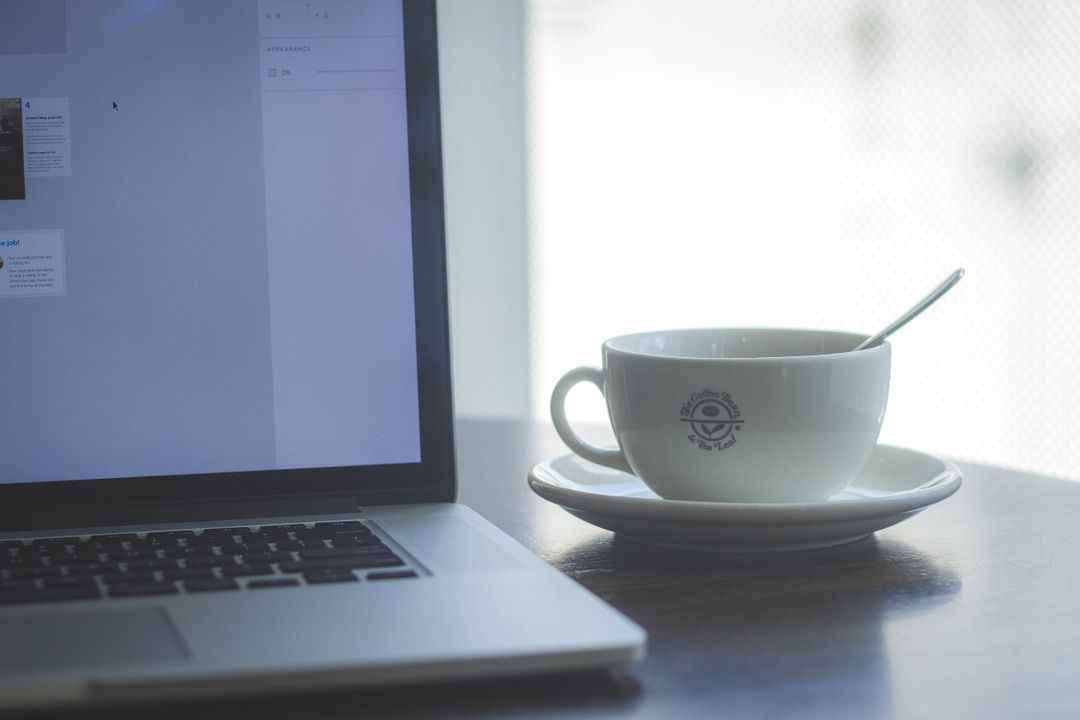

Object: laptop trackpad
[0,607,189,674]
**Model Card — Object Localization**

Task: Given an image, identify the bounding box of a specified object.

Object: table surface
[69,418,1080,720]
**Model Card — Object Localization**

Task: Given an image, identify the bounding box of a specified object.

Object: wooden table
[68,419,1080,719]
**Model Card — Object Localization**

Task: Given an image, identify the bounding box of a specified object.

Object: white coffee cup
[550,328,891,503]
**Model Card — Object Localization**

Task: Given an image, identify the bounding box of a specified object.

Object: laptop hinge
[0,495,362,534]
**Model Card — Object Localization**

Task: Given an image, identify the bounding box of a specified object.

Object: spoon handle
[855,268,965,351]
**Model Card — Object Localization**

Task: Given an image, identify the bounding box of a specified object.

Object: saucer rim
[528,444,962,524]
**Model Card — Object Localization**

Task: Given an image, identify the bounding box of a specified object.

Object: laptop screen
[0,1,451,504]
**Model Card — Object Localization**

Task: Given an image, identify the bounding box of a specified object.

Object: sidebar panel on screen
[258,1,421,470]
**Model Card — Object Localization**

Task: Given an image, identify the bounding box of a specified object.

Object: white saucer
[528,445,962,552]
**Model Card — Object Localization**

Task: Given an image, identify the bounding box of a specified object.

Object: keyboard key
[41,577,99,591]
[85,537,129,549]
[108,582,178,598]
[313,527,372,539]
[102,572,157,586]
[280,555,404,573]
[303,570,358,584]
[179,536,217,549]
[184,578,239,593]
[146,530,194,540]
[4,555,46,570]
[144,539,186,552]
[257,523,308,532]
[273,538,327,551]
[330,534,385,548]
[248,578,301,589]
[90,533,138,543]
[104,548,159,562]
[30,537,80,551]
[220,563,274,577]
[126,558,175,572]
[238,541,272,553]
[53,552,104,566]
[164,546,215,560]
[0,579,37,592]
[184,555,231,568]
[0,584,102,605]
[125,538,157,552]
[241,550,295,564]
[161,567,216,581]
[216,543,246,556]
[8,565,61,580]
[58,561,120,579]
[299,546,388,560]
[194,535,226,546]
[313,521,368,532]
[273,539,302,551]
[367,571,419,581]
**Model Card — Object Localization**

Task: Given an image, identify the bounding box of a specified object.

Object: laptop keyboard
[0,521,418,606]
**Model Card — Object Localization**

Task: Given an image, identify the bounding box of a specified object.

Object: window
[527,0,1080,479]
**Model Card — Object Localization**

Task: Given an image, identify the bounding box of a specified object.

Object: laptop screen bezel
[0,0,456,528]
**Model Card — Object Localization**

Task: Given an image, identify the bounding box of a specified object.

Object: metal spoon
[854,268,965,351]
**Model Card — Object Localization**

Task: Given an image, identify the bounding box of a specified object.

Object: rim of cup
[601,327,890,362]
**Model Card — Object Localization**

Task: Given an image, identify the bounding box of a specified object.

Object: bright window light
[527,0,1080,480]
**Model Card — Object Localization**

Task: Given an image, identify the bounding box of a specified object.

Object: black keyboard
[0,521,418,606]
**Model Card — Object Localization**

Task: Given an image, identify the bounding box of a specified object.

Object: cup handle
[550,366,633,474]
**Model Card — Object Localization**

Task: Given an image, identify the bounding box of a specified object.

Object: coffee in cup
[550,328,890,503]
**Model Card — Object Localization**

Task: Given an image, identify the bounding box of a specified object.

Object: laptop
[0,0,644,709]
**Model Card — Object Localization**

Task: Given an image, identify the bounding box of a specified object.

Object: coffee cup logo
[680,389,742,451]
